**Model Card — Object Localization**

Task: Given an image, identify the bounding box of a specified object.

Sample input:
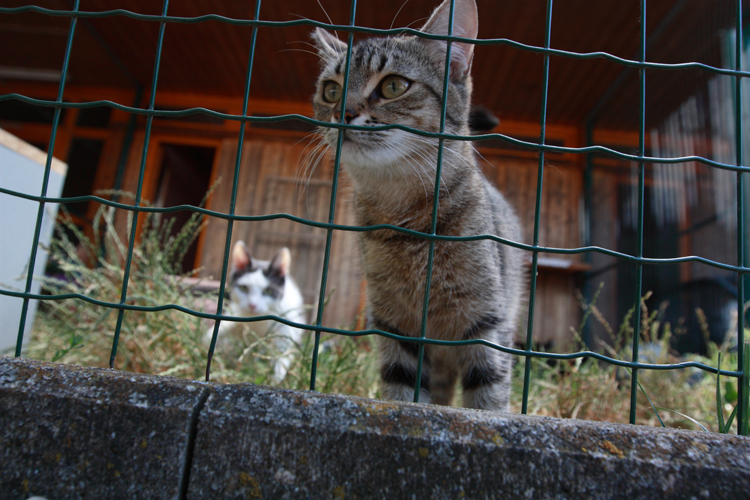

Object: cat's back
[482,180,525,317]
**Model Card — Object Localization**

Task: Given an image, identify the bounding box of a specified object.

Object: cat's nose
[334,108,359,124]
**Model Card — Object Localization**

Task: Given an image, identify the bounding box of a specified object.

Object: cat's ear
[231,241,252,274]
[468,105,499,134]
[418,0,478,80]
[268,247,291,279]
[312,27,348,64]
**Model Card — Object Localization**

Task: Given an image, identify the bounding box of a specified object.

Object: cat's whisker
[398,140,444,202]
[298,140,330,207]
[314,0,339,40]
[278,47,324,59]
[390,0,413,32]
[381,141,431,200]
[296,136,328,203]
[296,135,320,186]
[465,142,495,185]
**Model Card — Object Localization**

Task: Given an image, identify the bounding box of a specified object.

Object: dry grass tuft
[24,200,741,433]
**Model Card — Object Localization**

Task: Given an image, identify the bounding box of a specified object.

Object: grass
[21,197,744,434]
[23,194,380,398]
[512,284,743,433]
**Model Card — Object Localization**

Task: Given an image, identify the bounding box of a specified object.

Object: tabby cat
[206,242,306,382]
[311,0,524,410]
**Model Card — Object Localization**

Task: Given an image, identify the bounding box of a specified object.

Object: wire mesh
[0,0,748,435]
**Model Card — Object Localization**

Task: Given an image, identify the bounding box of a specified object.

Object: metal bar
[13,0,80,357]
[204,0,262,381]
[735,0,747,436]
[413,0,456,403]
[628,0,648,425]
[108,0,170,368]
[8,182,750,273]
[309,0,358,391]
[4,92,750,172]
[521,0,554,415]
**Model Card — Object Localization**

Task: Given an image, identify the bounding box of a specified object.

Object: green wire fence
[1,0,749,435]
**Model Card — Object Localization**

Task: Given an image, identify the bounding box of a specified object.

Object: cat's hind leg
[459,345,512,411]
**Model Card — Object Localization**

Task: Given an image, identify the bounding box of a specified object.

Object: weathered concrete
[0,356,208,500]
[2,356,750,500]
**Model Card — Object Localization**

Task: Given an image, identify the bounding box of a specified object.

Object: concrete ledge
[0,356,208,499]
[2,356,750,499]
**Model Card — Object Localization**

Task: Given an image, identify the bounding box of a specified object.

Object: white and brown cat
[312,0,524,410]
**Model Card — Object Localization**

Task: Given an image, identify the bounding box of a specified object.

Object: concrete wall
[1,355,749,499]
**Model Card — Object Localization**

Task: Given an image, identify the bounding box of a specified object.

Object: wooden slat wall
[482,154,583,258]
[586,168,621,350]
[200,137,361,330]
[481,153,584,349]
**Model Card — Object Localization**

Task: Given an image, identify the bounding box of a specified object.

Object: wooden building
[1,0,746,351]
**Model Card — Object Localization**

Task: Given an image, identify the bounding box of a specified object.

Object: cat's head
[311,0,478,177]
[229,241,291,315]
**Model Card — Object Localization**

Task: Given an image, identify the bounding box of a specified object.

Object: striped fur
[311,0,524,411]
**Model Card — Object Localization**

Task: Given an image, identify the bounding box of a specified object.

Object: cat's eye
[323,81,342,103]
[380,76,410,99]
[262,288,275,297]
[237,285,249,293]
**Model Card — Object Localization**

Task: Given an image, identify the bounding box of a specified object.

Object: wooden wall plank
[199,138,361,329]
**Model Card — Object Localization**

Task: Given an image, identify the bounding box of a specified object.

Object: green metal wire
[309,0,357,392]
[204,0,262,382]
[735,0,747,436]
[4,92,750,172]
[2,0,749,435]
[6,183,750,276]
[629,0,648,426]
[2,5,749,79]
[13,0,79,356]
[108,0,170,369]
[521,0,554,415]
[412,0,457,403]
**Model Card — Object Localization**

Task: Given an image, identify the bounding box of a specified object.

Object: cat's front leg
[377,335,432,404]
[269,324,304,382]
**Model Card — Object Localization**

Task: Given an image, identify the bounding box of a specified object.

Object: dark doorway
[62,138,104,218]
[154,144,215,274]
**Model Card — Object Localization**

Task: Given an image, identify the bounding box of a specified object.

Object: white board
[0,128,67,354]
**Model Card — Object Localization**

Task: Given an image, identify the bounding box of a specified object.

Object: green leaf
[654,406,709,432]
[723,403,739,434]
[717,353,725,432]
